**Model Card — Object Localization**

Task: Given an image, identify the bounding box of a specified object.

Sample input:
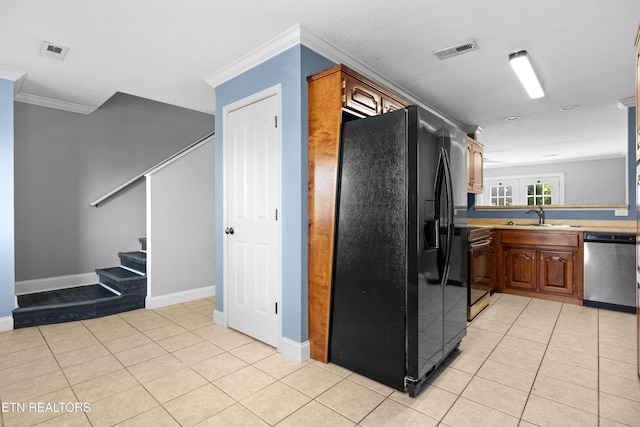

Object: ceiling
[1,0,639,167]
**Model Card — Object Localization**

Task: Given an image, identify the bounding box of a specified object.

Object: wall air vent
[434,40,478,60]
[39,41,68,61]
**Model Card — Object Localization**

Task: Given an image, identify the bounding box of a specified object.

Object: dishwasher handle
[583,232,636,244]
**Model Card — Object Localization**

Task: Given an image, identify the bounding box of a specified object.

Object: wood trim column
[307,68,343,362]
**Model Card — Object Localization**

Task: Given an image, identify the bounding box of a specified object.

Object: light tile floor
[0,294,638,426]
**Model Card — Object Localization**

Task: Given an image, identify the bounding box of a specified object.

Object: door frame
[221,84,283,345]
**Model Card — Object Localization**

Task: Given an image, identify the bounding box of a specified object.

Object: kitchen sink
[504,222,580,228]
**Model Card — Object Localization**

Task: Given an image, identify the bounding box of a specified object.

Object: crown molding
[14,92,96,115]
[203,24,462,128]
[619,96,636,108]
[204,24,304,88]
[0,66,27,95]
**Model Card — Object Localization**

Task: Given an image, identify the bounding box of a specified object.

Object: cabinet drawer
[381,95,405,114]
[342,76,380,116]
[500,230,580,248]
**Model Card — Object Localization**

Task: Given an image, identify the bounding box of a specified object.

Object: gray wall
[483,157,626,205]
[146,138,215,303]
[14,93,214,281]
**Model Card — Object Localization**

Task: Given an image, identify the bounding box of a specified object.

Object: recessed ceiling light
[560,105,579,111]
[504,116,520,121]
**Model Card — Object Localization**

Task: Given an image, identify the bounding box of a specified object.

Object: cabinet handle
[350,87,379,114]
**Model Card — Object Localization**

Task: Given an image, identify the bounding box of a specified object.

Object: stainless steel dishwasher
[583,232,636,313]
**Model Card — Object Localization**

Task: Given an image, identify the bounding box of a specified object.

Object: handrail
[90,131,215,207]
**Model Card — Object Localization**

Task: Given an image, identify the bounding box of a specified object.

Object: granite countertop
[467,219,635,234]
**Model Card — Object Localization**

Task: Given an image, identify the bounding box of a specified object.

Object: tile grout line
[36,323,93,425]
[514,299,563,425]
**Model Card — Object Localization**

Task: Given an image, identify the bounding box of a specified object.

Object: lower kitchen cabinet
[499,229,583,303]
[469,230,497,292]
[503,247,537,291]
[537,249,576,295]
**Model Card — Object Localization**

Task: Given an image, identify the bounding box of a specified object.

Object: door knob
[225,227,235,235]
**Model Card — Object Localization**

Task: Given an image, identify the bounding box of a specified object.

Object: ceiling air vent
[39,41,68,61]
[434,40,478,60]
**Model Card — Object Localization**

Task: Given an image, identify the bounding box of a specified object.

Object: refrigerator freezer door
[330,109,409,390]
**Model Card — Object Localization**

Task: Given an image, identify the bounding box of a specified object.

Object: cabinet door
[538,250,575,295]
[636,48,640,161]
[466,137,484,194]
[472,144,484,193]
[466,143,474,192]
[469,243,496,291]
[381,95,405,114]
[342,75,380,116]
[504,247,537,290]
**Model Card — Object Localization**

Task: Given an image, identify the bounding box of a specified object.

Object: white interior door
[224,92,280,347]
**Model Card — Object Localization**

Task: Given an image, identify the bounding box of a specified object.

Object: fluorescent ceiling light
[509,50,544,99]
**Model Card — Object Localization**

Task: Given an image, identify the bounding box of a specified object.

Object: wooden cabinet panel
[498,229,583,303]
[636,30,640,161]
[381,95,405,114]
[307,64,410,362]
[538,250,575,295]
[466,137,483,194]
[500,230,580,248]
[469,240,496,292]
[342,75,380,116]
[504,247,537,291]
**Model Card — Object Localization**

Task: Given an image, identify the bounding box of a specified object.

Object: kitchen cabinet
[466,137,484,194]
[468,228,494,320]
[469,229,496,293]
[307,64,411,362]
[635,26,640,161]
[499,230,583,304]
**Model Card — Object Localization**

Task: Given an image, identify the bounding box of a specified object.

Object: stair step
[118,251,147,274]
[96,266,146,295]
[16,285,118,309]
[12,284,137,328]
[13,243,149,328]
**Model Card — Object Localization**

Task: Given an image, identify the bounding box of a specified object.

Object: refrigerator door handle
[436,147,454,286]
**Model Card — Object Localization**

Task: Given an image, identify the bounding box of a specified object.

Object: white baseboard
[0,316,14,332]
[15,272,99,295]
[279,337,310,363]
[210,311,309,363]
[146,285,215,309]
[213,309,226,327]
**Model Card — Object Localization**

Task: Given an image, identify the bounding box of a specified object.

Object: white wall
[146,137,215,308]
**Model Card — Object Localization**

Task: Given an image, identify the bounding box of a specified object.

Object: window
[487,181,516,206]
[479,174,564,206]
[524,181,553,206]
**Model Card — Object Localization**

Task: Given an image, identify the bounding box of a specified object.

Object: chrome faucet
[525,206,545,225]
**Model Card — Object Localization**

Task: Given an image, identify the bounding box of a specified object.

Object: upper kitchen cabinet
[466,136,484,194]
[307,64,410,363]
[636,26,640,160]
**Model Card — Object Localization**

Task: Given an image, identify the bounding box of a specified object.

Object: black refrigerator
[329,105,467,397]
